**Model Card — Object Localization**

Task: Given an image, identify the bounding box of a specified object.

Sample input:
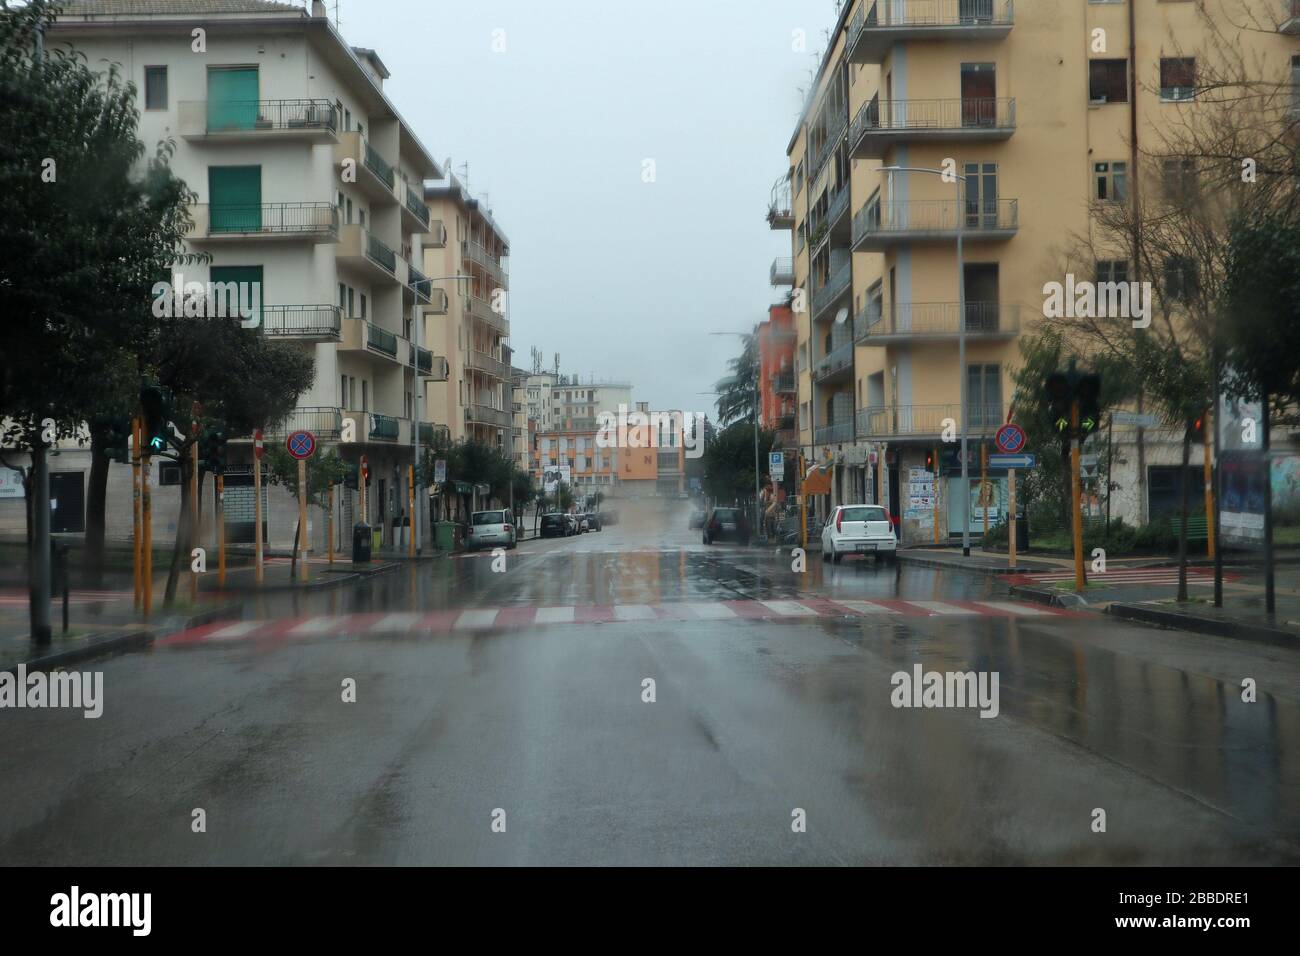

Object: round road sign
[253,429,265,460]
[995,423,1026,454]
[286,430,317,460]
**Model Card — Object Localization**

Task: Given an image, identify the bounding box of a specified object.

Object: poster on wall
[0,467,24,499]
[1220,452,1266,547]
[542,464,572,496]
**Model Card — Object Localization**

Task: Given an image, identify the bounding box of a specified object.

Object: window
[1096,260,1130,284]
[361,380,368,412]
[345,197,353,224]
[338,283,346,309]
[341,375,348,406]
[1164,255,1198,303]
[1094,161,1127,202]
[1089,59,1128,103]
[966,364,1002,428]
[1162,157,1197,200]
[144,66,168,110]
[1160,57,1196,101]
[360,293,367,319]
[347,287,355,318]
[344,108,352,130]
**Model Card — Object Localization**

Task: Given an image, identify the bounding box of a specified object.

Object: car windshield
[541,515,561,526]
[473,512,506,525]
[842,507,888,523]
[714,509,739,520]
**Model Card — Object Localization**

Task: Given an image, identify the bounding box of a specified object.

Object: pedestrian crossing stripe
[158,598,1079,645]
[1003,567,1234,587]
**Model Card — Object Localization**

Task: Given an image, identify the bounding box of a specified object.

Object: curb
[205,560,403,594]
[897,553,1047,576]
[1008,583,1092,610]
[1107,602,1300,648]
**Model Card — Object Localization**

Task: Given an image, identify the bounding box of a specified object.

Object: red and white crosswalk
[1003,567,1232,588]
[158,597,1076,645]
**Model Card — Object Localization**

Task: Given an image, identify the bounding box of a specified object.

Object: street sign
[434,459,446,484]
[995,423,1026,454]
[769,451,785,482]
[286,430,316,460]
[1080,454,1099,480]
[989,453,1036,470]
[253,429,264,460]
[1112,411,1158,428]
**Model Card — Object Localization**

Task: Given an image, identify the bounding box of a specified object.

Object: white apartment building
[39,0,445,551]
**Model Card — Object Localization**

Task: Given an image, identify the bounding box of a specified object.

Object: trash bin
[352,523,372,564]
[435,519,459,552]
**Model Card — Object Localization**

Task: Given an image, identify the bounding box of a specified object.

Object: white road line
[682,603,736,619]
[372,613,423,634]
[977,601,1052,616]
[760,600,818,617]
[454,609,501,630]
[613,604,657,621]
[534,606,575,624]
[207,621,263,640]
[290,617,341,635]
[834,600,899,615]
[907,601,977,616]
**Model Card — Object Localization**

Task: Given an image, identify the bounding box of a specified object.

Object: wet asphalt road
[2,500,1298,865]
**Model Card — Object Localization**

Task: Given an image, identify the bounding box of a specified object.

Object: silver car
[468,509,517,551]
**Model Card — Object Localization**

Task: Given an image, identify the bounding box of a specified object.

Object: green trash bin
[435,520,460,552]
[372,529,382,553]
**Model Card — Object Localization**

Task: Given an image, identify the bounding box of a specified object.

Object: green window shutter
[208,166,261,233]
[207,67,259,131]
[210,265,263,327]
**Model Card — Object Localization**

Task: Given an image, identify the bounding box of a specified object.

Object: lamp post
[409,272,471,554]
[876,165,972,556]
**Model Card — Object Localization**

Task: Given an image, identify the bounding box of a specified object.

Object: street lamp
[409,273,471,554]
[708,329,762,540]
[875,165,972,556]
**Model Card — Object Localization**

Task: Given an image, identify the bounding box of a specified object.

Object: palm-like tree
[715,334,758,426]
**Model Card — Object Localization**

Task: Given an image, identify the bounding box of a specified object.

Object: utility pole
[30,436,52,645]
[132,417,142,609]
[1203,406,1215,559]
[1071,395,1085,592]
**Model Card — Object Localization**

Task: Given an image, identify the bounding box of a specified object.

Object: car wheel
[832,550,843,564]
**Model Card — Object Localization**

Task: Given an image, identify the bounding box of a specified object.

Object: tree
[510,468,535,524]
[714,334,758,426]
[0,0,197,629]
[701,421,774,505]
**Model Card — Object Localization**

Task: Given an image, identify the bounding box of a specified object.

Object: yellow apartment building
[776,0,1299,545]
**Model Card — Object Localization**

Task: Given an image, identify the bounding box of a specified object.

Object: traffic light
[1045,371,1072,437]
[344,461,359,490]
[139,384,173,455]
[925,450,934,470]
[94,414,133,464]
[1187,412,1206,442]
[198,423,228,474]
[1076,373,1102,437]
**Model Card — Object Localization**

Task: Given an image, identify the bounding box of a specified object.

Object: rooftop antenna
[331,1,342,31]
[457,161,470,194]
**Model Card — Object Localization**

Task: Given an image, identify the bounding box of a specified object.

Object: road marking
[832,600,899,615]
[682,603,736,619]
[372,613,423,634]
[907,601,977,616]
[290,617,342,635]
[976,601,1051,616]
[534,606,575,624]
[207,621,263,640]
[613,604,656,621]
[760,600,818,617]
[455,609,500,630]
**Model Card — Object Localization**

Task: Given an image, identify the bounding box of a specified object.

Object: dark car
[688,508,706,529]
[540,513,571,538]
[600,510,618,527]
[583,511,602,532]
[703,507,750,545]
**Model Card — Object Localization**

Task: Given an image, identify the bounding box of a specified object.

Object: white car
[467,509,517,551]
[821,504,897,564]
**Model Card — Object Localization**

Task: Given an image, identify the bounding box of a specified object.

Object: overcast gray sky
[344,0,830,413]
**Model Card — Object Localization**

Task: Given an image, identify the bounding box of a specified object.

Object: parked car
[540,513,570,538]
[583,511,602,532]
[468,509,517,551]
[563,513,580,535]
[702,507,750,545]
[577,514,590,533]
[688,508,706,529]
[821,504,897,564]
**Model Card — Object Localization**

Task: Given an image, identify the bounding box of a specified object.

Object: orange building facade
[758,302,798,450]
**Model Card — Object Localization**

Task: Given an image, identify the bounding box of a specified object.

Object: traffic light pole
[1203,408,1214,560]
[190,440,199,603]
[142,451,153,618]
[30,439,52,646]
[1071,398,1086,592]
[132,417,142,610]
[253,450,264,585]
[217,474,226,587]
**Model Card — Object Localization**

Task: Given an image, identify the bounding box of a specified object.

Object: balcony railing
[402,181,431,227]
[366,232,397,274]
[419,422,451,445]
[194,202,338,239]
[466,295,509,333]
[850,97,1015,156]
[770,256,795,285]
[813,342,854,382]
[809,111,848,186]
[268,406,342,441]
[366,321,398,357]
[775,414,796,431]
[426,219,447,248]
[847,1,1015,63]
[407,261,432,303]
[852,199,1018,247]
[772,371,796,394]
[811,261,852,317]
[814,422,854,445]
[180,99,337,136]
[466,403,512,428]
[767,173,794,229]
[855,302,1020,342]
[261,304,342,339]
[363,139,395,190]
[369,413,400,441]
[856,403,1007,438]
[466,349,511,381]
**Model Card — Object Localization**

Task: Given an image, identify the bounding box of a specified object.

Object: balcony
[767,173,794,229]
[465,349,512,382]
[267,406,342,441]
[772,371,796,394]
[178,99,337,143]
[409,344,447,380]
[369,413,400,442]
[849,97,1015,157]
[856,302,1020,344]
[813,341,854,383]
[1282,0,1300,34]
[814,422,854,445]
[337,224,400,283]
[419,422,451,445]
[770,256,795,285]
[810,261,852,318]
[463,240,508,284]
[465,294,509,335]
[426,219,448,248]
[466,403,512,428]
[852,199,1018,250]
[405,259,432,305]
[333,132,397,203]
[366,321,398,358]
[775,414,796,432]
[846,0,1015,64]
[400,181,432,233]
[856,403,1007,439]
[420,287,450,315]
[261,304,342,341]
[809,112,848,187]
[188,202,338,243]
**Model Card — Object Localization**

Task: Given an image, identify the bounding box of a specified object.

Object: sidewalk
[897,547,1065,576]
